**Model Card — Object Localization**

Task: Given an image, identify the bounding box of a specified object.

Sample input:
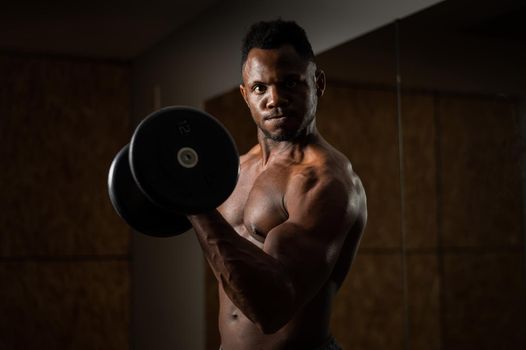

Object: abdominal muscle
[217,280,336,350]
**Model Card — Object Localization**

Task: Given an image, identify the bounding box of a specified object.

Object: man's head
[240,19,325,142]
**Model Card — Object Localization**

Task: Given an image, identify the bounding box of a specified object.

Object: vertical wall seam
[128,63,135,350]
[518,96,526,344]
[433,92,445,350]
[395,20,411,350]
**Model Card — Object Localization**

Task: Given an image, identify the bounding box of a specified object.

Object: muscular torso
[217,141,365,350]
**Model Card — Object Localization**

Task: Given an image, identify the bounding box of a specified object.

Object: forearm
[187,210,295,333]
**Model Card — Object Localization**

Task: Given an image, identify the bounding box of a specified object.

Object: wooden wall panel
[205,88,256,155]
[401,93,438,249]
[438,95,522,249]
[317,86,401,249]
[0,261,129,350]
[443,253,525,349]
[331,253,404,350]
[0,55,131,256]
[406,253,441,350]
[318,86,404,349]
[0,54,131,349]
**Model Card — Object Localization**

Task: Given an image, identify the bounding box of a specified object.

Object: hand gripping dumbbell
[107,106,239,237]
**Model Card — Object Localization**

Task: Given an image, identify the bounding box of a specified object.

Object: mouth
[264,113,289,121]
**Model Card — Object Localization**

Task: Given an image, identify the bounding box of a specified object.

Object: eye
[252,84,266,94]
[284,79,298,89]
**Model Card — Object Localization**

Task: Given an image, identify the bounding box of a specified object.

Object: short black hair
[241,19,315,68]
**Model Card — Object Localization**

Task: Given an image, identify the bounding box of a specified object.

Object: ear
[315,69,326,97]
[239,84,249,107]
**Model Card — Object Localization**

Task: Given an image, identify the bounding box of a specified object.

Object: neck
[258,122,319,166]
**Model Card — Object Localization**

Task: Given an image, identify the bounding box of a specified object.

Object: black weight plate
[108,144,192,237]
[130,106,239,214]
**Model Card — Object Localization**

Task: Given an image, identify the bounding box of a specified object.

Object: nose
[266,86,288,109]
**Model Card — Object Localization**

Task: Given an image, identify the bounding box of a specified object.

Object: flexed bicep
[263,172,361,309]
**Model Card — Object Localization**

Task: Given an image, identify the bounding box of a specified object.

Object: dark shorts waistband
[314,336,342,350]
[219,336,342,350]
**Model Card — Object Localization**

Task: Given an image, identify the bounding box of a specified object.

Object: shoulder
[293,142,363,194]
[286,143,367,222]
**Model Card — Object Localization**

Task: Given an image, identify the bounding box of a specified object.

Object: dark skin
[188,44,367,350]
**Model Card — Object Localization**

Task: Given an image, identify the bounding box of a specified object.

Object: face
[240,45,325,142]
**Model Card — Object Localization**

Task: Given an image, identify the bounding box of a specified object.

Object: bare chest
[219,167,289,245]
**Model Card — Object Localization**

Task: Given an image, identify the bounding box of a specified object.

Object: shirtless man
[187,20,367,350]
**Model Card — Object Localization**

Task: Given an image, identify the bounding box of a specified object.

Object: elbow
[258,323,284,335]
[254,282,297,334]
[255,310,292,334]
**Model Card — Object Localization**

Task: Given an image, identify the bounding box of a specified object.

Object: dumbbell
[108,106,239,237]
